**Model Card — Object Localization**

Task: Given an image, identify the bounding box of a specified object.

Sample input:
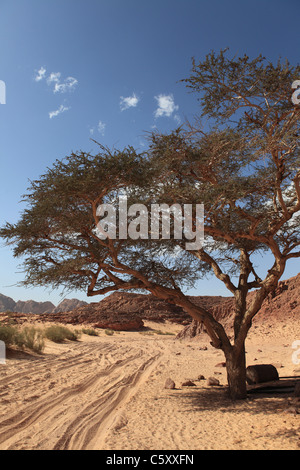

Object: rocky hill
[0,273,298,332]
[52,298,88,313]
[0,294,16,312]
[50,291,230,330]
[0,291,229,331]
[177,273,300,339]
[14,300,55,314]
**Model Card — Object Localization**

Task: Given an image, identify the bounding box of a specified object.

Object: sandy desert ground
[0,319,299,451]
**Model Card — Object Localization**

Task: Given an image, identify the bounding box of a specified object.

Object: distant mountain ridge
[0,294,88,314]
[0,273,299,331]
[0,294,16,312]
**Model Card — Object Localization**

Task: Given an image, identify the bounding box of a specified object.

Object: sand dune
[0,320,299,450]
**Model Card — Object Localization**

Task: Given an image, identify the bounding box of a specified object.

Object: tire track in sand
[0,339,163,450]
[53,354,161,450]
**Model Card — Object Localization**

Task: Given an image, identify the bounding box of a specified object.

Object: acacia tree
[1,51,299,399]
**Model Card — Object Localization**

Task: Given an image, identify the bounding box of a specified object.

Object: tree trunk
[149,283,250,399]
[225,346,247,400]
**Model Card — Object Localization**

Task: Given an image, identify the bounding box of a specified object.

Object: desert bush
[64,327,81,341]
[152,329,175,336]
[18,326,45,353]
[4,318,18,326]
[0,324,45,353]
[0,324,17,346]
[81,328,99,336]
[104,329,114,336]
[44,325,80,343]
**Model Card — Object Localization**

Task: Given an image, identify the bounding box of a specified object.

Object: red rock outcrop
[1,273,298,333]
[0,308,144,331]
[177,273,300,340]
[252,274,300,323]
[64,292,229,330]
[177,297,235,339]
[57,301,145,331]
[0,291,228,331]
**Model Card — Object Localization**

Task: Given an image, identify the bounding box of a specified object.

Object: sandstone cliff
[177,273,300,340]
[0,273,298,332]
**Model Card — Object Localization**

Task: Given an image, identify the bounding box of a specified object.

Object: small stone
[181,380,196,387]
[215,362,226,368]
[207,377,220,386]
[164,378,176,389]
[198,375,205,380]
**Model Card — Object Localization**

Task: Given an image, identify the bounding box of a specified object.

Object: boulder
[181,380,196,387]
[164,378,176,389]
[207,377,220,386]
[198,375,205,380]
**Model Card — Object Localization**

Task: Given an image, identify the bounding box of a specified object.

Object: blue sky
[0,0,299,305]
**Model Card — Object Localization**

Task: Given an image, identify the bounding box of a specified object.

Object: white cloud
[154,94,179,119]
[97,120,106,135]
[120,93,140,111]
[35,68,78,93]
[54,76,78,94]
[34,66,78,118]
[49,104,70,119]
[89,121,106,136]
[34,66,47,82]
[47,72,61,85]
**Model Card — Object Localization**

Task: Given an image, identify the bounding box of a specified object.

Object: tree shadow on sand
[5,348,44,362]
[170,386,300,448]
[172,385,297,416]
